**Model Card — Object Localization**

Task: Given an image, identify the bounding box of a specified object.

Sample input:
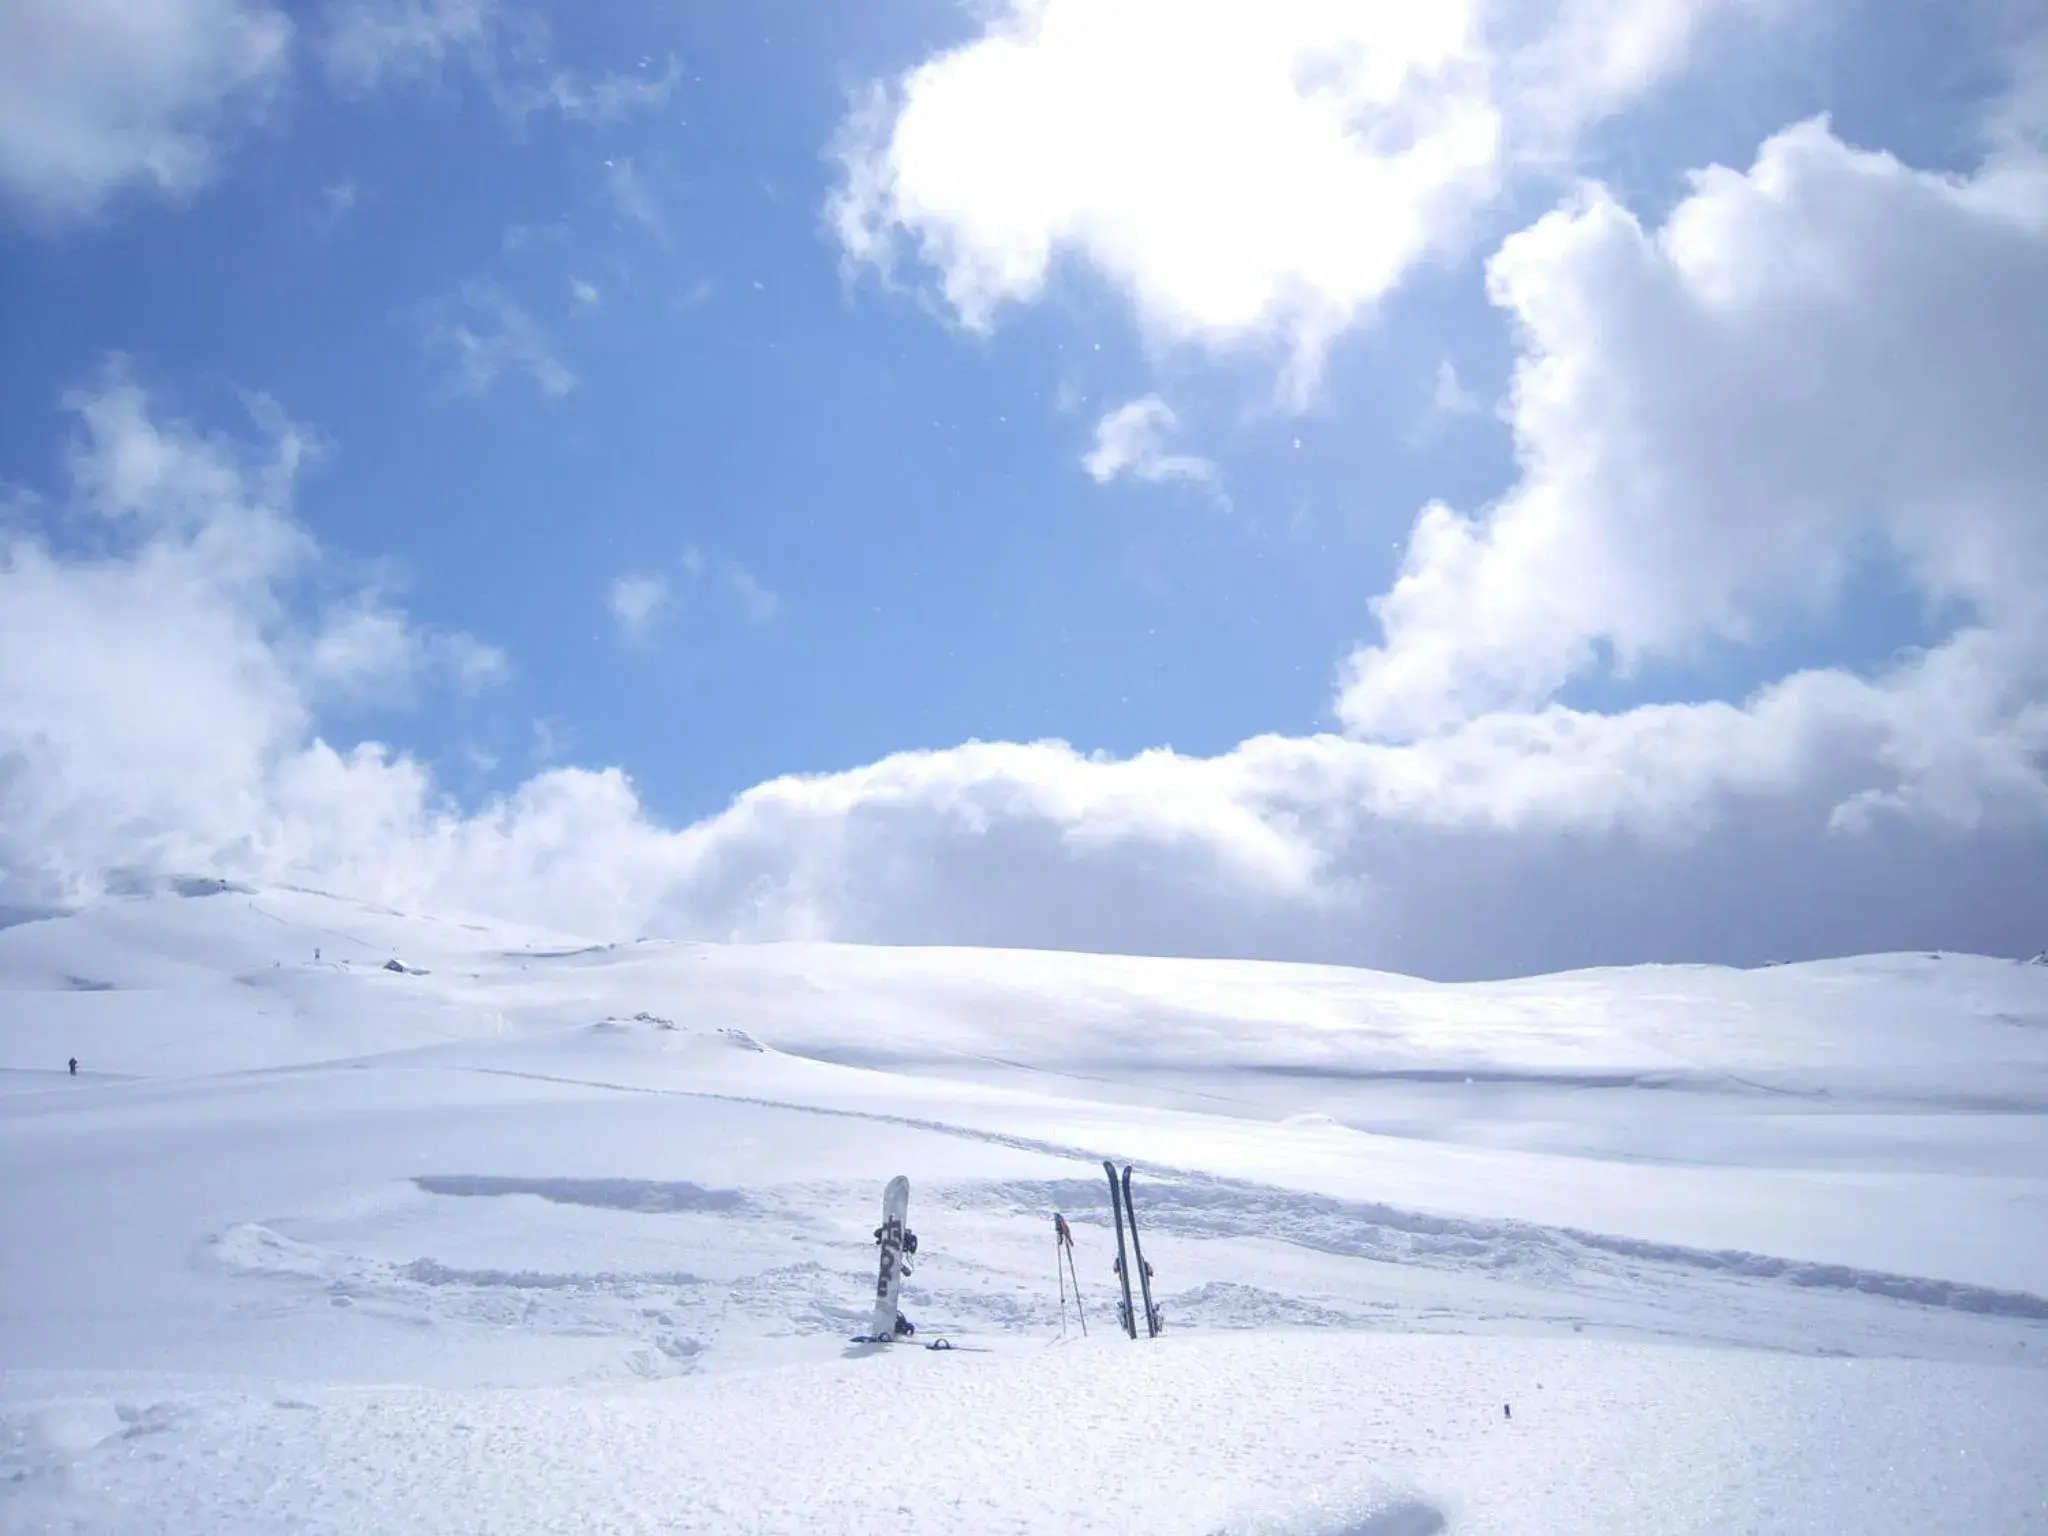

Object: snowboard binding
[874,1224,918,1277]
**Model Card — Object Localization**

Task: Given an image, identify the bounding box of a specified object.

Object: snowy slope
[3,882,2046,1532]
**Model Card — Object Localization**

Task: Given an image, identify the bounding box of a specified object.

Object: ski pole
[1054,1217,1069,1336]
[1053,1212,1088,1335]
[1055,1213,1088,1336]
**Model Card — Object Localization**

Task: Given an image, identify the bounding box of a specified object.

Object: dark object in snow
[68,1057,78,1076]
[1504,1403,1512,1419]
[384,959,405,972]
[381,959,429,975]
[171,876,251,898]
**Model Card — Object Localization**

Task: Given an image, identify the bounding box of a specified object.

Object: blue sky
[2,0,2045,976]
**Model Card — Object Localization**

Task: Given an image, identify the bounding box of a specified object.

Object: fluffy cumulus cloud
[0,0,290,224]
[0,367,551,919]
[829,0,1763,386]
[1338,118,2048,778]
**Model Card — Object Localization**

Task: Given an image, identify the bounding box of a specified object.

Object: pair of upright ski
[1105,1160,1162,1338]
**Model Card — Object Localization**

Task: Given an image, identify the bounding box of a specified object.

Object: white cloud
[536,56,680,125]
[605,157,662,232]
[721,565,781,624]
[828,0,1764,390]
[303,602,509,700]
[306,603,418,697]
[0,366,535,916]
[429,284,575,398]
[1082,396,1220,491]
[439,630,511,691]
[608,573,670,645]
[639,718,2048,975]
[1430,358,1480,417]
[569,276,601,308]
[322,0,677,126]
[1338,118,2048,742]
[530,716,569,764]
[660,548,781,625]
[0,0,290,224]
[1501,0,1773,148]
[322,0,493,94]
[1987,8,2048,153]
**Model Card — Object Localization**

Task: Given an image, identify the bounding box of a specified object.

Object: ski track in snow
[448,1061,2048,1334]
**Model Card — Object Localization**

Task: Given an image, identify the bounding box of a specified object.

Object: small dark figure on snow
[68,1057,78,1076]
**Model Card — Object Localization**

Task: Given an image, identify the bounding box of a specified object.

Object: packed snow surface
[3,882,2046,1531]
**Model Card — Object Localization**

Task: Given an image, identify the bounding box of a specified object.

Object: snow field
[6,1334,2045,1534]
[4,883,2048,1530]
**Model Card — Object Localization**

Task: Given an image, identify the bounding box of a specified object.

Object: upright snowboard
[859,1175,914,1342]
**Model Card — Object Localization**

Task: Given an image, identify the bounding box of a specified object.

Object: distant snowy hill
[4,883,2046,1531]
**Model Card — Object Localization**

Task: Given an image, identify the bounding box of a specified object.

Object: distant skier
[67,1057,78,1076]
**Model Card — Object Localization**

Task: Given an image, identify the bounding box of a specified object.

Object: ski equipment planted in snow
[1054,1212,1088,1337]
[1104,1160,1137,1339]
[1120,1164,1163,1337]
[852,1175,917,1343]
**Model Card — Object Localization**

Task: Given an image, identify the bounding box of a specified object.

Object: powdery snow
[9,1336,2044,1534]
[3,883,2046,1531]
